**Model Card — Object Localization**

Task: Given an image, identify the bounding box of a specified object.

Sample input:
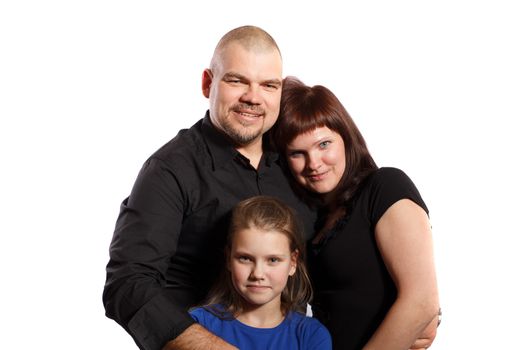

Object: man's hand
[162,324,238,350]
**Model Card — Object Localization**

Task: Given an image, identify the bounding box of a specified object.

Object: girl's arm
[363,199,440,350]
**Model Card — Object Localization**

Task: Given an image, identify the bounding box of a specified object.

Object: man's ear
[202,69,213,98]
[289,249,298,276]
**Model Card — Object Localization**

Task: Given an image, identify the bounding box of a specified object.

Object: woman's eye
[268,257,280,263]
[288,151,303,159]
[238,256,250,262]
[319,141,331,149]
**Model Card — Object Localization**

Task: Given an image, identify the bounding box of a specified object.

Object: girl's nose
[250,262,265,280]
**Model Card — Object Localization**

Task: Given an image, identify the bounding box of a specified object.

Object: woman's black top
[309,167,428,350]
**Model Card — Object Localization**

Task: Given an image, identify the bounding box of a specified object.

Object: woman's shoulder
[360,167,428,224]
[362,167,421,197]
[369,167,411,185]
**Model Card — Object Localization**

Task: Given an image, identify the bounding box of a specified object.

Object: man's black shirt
[103,113,316,350]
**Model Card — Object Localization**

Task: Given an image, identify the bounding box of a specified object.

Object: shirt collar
[201,111,280,171]
[201,112,239,171]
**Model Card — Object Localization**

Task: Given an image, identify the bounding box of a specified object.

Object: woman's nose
[306,154,322,171]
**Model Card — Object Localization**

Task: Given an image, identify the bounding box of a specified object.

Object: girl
[190,195,331,350]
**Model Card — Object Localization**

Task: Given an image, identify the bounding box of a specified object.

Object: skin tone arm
[410,313,439,350]
[363,199,440,350]
[162,324,239,350]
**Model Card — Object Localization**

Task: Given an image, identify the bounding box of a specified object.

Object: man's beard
[222,118,264,146]
[222,104,266,145]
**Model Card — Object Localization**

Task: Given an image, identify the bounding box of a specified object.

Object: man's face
[202,43,282,146]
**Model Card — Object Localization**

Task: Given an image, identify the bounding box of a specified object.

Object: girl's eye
[238,256,250,262]
[268,257,280,263]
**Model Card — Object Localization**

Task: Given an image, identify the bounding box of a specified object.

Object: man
[103,26,316,350]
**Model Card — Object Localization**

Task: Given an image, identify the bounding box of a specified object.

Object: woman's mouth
[307,171,328,181]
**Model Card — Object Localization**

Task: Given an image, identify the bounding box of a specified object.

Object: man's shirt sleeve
[103,157,195,350]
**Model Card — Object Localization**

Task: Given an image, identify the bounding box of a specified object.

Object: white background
[1,1,524,349]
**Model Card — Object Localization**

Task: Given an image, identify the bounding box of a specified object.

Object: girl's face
[286,126,346,194]
[229,227,297,311]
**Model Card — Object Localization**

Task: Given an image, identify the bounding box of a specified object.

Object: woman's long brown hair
[271,77,377,229]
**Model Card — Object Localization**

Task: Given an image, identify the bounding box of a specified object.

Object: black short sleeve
[367,167,428,227]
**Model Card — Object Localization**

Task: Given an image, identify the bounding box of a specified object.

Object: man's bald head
[210,25,281,72]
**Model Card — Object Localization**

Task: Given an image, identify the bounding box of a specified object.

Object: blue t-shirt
[190,306,332,350]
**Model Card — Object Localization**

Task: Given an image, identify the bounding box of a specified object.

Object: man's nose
[240,84,262,104]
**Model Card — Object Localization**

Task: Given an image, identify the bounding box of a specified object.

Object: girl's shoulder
[188,306,212,322]
[189,304,234,323]
[287,312,332,348]
[288,312,329,333]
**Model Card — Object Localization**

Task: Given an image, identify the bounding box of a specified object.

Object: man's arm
[162,324,238,350]
[103,157,195,350]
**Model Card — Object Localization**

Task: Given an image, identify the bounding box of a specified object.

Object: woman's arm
[409,312,440,350]
[363,199,440,350]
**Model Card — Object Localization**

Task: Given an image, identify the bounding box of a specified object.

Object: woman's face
[286,126,346,194]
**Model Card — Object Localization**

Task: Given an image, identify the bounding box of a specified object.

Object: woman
[271,77,440,350]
